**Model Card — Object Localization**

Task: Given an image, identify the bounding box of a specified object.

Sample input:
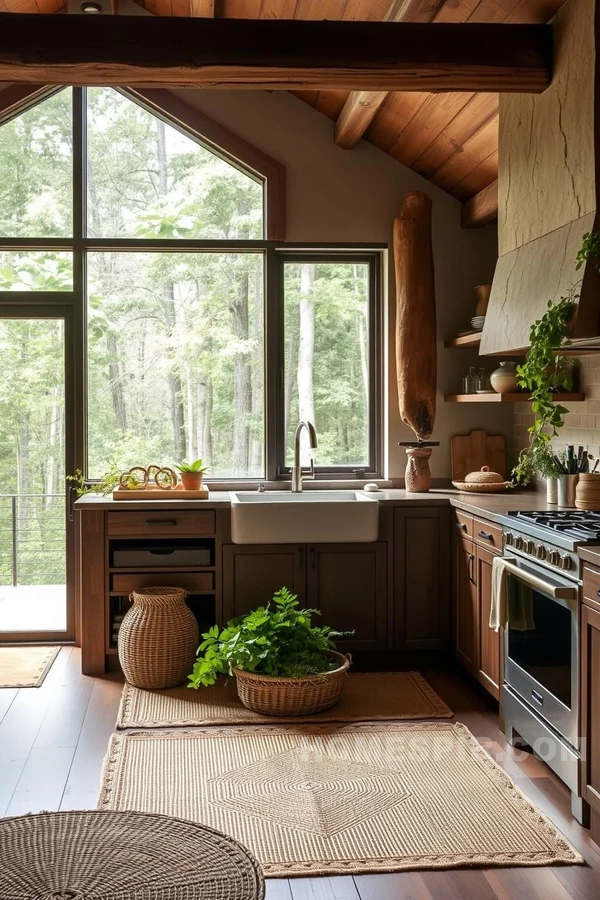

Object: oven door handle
[502,558,578,600]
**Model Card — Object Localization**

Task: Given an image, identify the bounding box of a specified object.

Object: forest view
[0,88,372,604]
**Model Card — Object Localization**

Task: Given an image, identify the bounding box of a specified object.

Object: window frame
[274,249,383,481]
[0,86,385,485]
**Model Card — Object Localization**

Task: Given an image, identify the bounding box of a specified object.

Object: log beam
[0,15,553,92]
[335,0,443,150]
[461,179,498,228]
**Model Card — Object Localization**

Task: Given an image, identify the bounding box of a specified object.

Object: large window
[0,86,382,483]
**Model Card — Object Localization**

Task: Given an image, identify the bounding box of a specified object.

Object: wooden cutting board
[451,430,506,481]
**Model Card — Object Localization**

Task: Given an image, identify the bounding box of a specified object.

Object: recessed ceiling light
[81,1,103,12]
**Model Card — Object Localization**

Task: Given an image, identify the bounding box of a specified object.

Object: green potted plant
[188,586,353,716]
[175,458,209,491]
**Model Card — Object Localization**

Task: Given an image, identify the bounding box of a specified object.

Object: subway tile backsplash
[513,356,600,466]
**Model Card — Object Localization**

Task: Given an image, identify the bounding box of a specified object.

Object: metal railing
[0,493,65,587]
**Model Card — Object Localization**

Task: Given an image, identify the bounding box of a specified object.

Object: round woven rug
[0,809,265,900]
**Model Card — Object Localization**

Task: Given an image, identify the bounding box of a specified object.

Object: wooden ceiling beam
[334,0,444,150]
[0,14,552,91]
[460,179,498,228]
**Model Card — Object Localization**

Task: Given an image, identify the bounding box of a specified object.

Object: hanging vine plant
[512,232,599,486]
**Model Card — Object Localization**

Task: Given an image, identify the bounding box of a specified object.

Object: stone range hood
[480,0,600,357]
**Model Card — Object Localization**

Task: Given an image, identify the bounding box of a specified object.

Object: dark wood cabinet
[307,543,387,651]
[581,576,600,843]
[222,543,305,620]
[476,543,501,699]
[393,507,450,650]
[452,512,502,698]
[454,533,477,673]
[223,541,387,651]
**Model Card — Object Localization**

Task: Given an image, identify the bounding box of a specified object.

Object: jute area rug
[98,722,582,877]
[0,645,59,688]
[117,671,452,729]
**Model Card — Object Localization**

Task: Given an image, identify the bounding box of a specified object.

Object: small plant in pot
[188,587,353,716]
[175,458,209,491]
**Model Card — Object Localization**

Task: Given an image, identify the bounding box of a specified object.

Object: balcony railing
[0,493,66,587]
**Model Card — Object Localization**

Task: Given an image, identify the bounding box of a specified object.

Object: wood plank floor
[1,647,600,899]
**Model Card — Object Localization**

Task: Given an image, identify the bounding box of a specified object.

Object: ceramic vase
[490,361,519,394]
[405,447,432,492]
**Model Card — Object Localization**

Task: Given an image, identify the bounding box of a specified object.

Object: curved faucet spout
[292,420,318,492]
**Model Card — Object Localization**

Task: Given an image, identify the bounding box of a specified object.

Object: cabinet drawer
[583,565,600,612]
[112,546,211,568]
[454,510,473,538]
[107,510,215,537]
[473,517,503,552]
[111,572,214,593]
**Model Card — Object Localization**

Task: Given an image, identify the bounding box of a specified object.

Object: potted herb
[175,458,209,491]
[188,587,352,716]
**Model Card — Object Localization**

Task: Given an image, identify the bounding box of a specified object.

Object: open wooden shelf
[444,392,585,403]
[444,332,482,348]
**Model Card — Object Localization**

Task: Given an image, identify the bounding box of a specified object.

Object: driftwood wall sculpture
[394,190,437,441]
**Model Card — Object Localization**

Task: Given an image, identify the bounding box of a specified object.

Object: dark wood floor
[1,647,600,899]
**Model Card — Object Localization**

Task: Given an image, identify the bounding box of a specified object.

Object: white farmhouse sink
[230,491,379,544]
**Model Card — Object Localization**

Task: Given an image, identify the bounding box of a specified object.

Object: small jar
[476,368,491,392]
[462,366,478,394]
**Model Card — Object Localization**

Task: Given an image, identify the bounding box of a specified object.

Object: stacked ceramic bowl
[471,316,486,332]
[575,474,600,510]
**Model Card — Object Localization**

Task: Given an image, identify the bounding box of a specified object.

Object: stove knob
[535,544,546,560]
[549,550,560,566]
[560,554,573,571]
[515,535,524,550]
[504,532,513,546]
[526,540,535,555]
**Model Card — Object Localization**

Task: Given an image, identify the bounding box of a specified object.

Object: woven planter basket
[233,650,351,716]
[118,586,199,689]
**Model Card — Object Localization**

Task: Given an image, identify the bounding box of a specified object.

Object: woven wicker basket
[233,651,351,716]
[118,586,199,689]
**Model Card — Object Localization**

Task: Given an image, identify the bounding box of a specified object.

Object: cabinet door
[454,535,477,674]
[222,544,305,621]
[393,507,450,650]
[307,543,387,651]
[476,543,501,699]
[582,603,600,820]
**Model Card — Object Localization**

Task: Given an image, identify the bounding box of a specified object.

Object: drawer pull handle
[478,530,493,540]
[531,689,544,707]
[144,519,177,526]
[456,522,467,531]
[596,589,600,598]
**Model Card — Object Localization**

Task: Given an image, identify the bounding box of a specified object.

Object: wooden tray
[113,485,209,500]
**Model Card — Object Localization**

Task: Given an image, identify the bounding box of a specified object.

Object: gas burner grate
[510,510,600,541]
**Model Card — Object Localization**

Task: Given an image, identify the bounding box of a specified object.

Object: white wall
[176,88,511,480]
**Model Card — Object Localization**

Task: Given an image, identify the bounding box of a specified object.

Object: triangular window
[86,88,264,239]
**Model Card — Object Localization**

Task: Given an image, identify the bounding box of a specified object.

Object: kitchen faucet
[292,421,317,492]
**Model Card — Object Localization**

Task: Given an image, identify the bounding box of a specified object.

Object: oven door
[502,555,579,749]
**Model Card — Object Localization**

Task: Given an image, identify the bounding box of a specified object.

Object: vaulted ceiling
[0,0,569,223]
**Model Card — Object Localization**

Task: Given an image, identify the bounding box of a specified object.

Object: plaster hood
[480,0,600,356]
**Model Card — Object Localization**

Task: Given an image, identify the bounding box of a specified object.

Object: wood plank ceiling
[0,0,568,221]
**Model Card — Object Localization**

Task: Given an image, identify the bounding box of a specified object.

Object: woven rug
[98,722,582,877]
[0,645,59,688]
[116,671,452,729]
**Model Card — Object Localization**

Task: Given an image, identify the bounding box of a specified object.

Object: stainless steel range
[501,510,600,824]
